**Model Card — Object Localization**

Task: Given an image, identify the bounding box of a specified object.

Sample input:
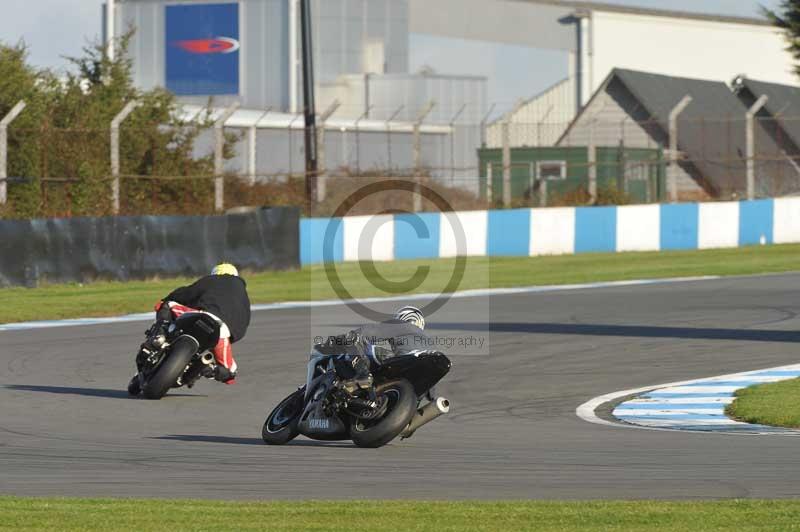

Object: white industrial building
[106,0,797,187]
[482,0,795,148]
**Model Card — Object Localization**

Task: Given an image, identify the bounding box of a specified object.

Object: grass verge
[4,498,800,531]
[726,378,800,428]
[3,244,800,325]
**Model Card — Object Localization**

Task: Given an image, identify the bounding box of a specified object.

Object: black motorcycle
[262,340,451,448]
[127,313,221,399]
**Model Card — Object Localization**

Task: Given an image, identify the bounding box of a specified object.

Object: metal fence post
[529,161,535,202]
[746,95,769,200]
[540,176,548,208]
[248,107,272,186]
[668,95,692,203]
[288,114,302,179]
[413,101,435,212]
[110,100,140,214]
[449,104,467,185]
[0,100,26,206]
[385,105,404,176]
[214,102,240,212]
[317,99,340,202]
[486,162,493,203]
[354,106,372,176]
[587,131,596,202]
[502,100,524,207]
[502,119,511,207]
[479,103,496,147]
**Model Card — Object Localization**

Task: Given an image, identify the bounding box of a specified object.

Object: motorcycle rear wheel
[141,336,198,400]
[350,379,416,448]
[262,388,305,445]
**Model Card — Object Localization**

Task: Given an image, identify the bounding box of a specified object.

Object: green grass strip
[726,378,800,428]
[3,244,800,325]
[3,497,800,531]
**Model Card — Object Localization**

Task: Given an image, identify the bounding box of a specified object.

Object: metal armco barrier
[0,207,299,287]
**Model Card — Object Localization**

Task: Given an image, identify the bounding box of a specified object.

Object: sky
[0,0,786,112]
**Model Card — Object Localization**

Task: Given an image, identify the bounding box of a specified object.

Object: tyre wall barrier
[0,207,300,287]
[299,198,790,265]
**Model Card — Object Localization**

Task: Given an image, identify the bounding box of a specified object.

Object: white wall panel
[592,12,794,92]
[698,202,739,249]
[774,197,800,244]
[616,204,660,252]
[439,211,488,258]
[343,214,395,261]
[529,207,575,256]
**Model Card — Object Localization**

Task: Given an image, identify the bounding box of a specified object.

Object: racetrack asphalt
[3,273,800,500]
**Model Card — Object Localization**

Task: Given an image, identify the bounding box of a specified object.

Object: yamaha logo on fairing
[308,418,330,429]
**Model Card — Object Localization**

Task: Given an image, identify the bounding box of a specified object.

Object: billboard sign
[166,3,240,96]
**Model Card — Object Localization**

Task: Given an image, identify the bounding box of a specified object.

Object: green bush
[0,34,238,220]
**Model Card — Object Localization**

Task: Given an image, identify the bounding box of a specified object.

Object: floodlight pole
[300,0,318,209]
[746,95,768,200]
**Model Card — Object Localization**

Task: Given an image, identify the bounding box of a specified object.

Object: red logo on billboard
[175,37,240,54]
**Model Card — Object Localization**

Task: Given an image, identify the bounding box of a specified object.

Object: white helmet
[394,306,425,330]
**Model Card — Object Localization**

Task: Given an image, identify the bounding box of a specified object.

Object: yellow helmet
[211,263,239,277]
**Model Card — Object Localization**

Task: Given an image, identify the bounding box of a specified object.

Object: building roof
[734,77,800,148]
[489,77,572,126]
[515,0,771,27]
[561,68,785,195]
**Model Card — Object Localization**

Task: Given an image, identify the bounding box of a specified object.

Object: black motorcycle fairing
[170,313,220,351]
[297,371,348,440]
[373,352,451,397]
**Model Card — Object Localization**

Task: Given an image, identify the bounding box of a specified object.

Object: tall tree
[764,0,800,78]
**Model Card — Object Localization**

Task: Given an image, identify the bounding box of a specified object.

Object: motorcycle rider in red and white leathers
[153,263,251,384]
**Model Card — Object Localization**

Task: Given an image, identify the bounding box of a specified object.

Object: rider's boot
[214,365,237,385]
[200,365,216,380]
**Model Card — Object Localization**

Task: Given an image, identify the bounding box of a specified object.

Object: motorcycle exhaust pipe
[201,352,215,365]
[400,397,450,439]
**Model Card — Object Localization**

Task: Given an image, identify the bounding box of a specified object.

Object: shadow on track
[428,322,800,343]
[4,384,201,399]
[153,434,354,448]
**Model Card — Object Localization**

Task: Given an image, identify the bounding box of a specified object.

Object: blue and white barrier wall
[300,198,797,265]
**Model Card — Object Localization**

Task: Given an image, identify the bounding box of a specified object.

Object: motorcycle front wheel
[262,388,305,445]
[350,379,416,448]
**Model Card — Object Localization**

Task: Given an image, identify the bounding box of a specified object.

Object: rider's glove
[156,302,172,322]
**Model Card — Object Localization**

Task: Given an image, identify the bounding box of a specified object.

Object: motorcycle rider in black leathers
[151,263,251,384]
[316,306,430,392]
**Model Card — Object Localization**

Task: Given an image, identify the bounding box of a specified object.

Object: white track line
[0,275,717,332]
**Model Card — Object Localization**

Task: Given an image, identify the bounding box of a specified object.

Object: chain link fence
[1,110,798,219]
